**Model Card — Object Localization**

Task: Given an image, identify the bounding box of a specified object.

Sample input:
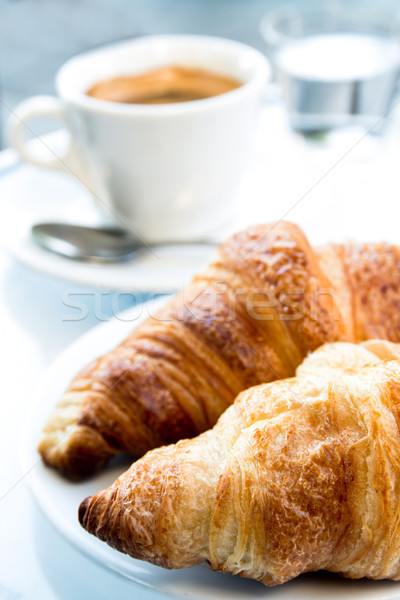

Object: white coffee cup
[8,35,270,242]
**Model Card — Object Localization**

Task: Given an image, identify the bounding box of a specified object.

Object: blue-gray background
[0,0,278,148]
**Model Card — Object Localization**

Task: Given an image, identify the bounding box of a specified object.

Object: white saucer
[0,161,221,292]
[3,105,400,291]
[21,297,400,599]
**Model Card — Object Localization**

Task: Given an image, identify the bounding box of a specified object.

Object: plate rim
[20,298,175,585]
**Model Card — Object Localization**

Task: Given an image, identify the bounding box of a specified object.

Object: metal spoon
[31,223,218,263]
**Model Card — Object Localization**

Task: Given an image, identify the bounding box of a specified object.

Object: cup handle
[7,95,85,178]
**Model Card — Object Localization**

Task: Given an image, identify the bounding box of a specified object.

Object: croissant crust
[79,340,400,586]
[39,222,400,479]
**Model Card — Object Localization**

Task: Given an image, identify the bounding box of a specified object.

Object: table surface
[3,104,400,598]
[5,1,400,596]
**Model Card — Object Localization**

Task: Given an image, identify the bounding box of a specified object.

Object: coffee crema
[86,66,242,104]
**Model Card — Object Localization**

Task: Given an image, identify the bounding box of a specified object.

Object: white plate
[21,298,400,599]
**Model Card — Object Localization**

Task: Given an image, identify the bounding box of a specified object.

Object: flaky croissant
[39,222,400,479]
[79,340,400,586]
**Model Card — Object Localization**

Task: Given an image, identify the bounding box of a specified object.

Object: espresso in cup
[86,66,242,104]
[9,36,270,242]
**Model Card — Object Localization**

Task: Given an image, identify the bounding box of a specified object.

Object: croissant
[39,222,400,479]
[79,340,400,586]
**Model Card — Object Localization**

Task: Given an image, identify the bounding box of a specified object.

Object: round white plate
[21,298,400,599]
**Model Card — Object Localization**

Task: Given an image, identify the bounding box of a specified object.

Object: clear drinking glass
[260,0,400,133]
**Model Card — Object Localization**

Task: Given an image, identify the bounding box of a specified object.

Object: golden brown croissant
[79,340,400,586]
[39,222,400,479]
